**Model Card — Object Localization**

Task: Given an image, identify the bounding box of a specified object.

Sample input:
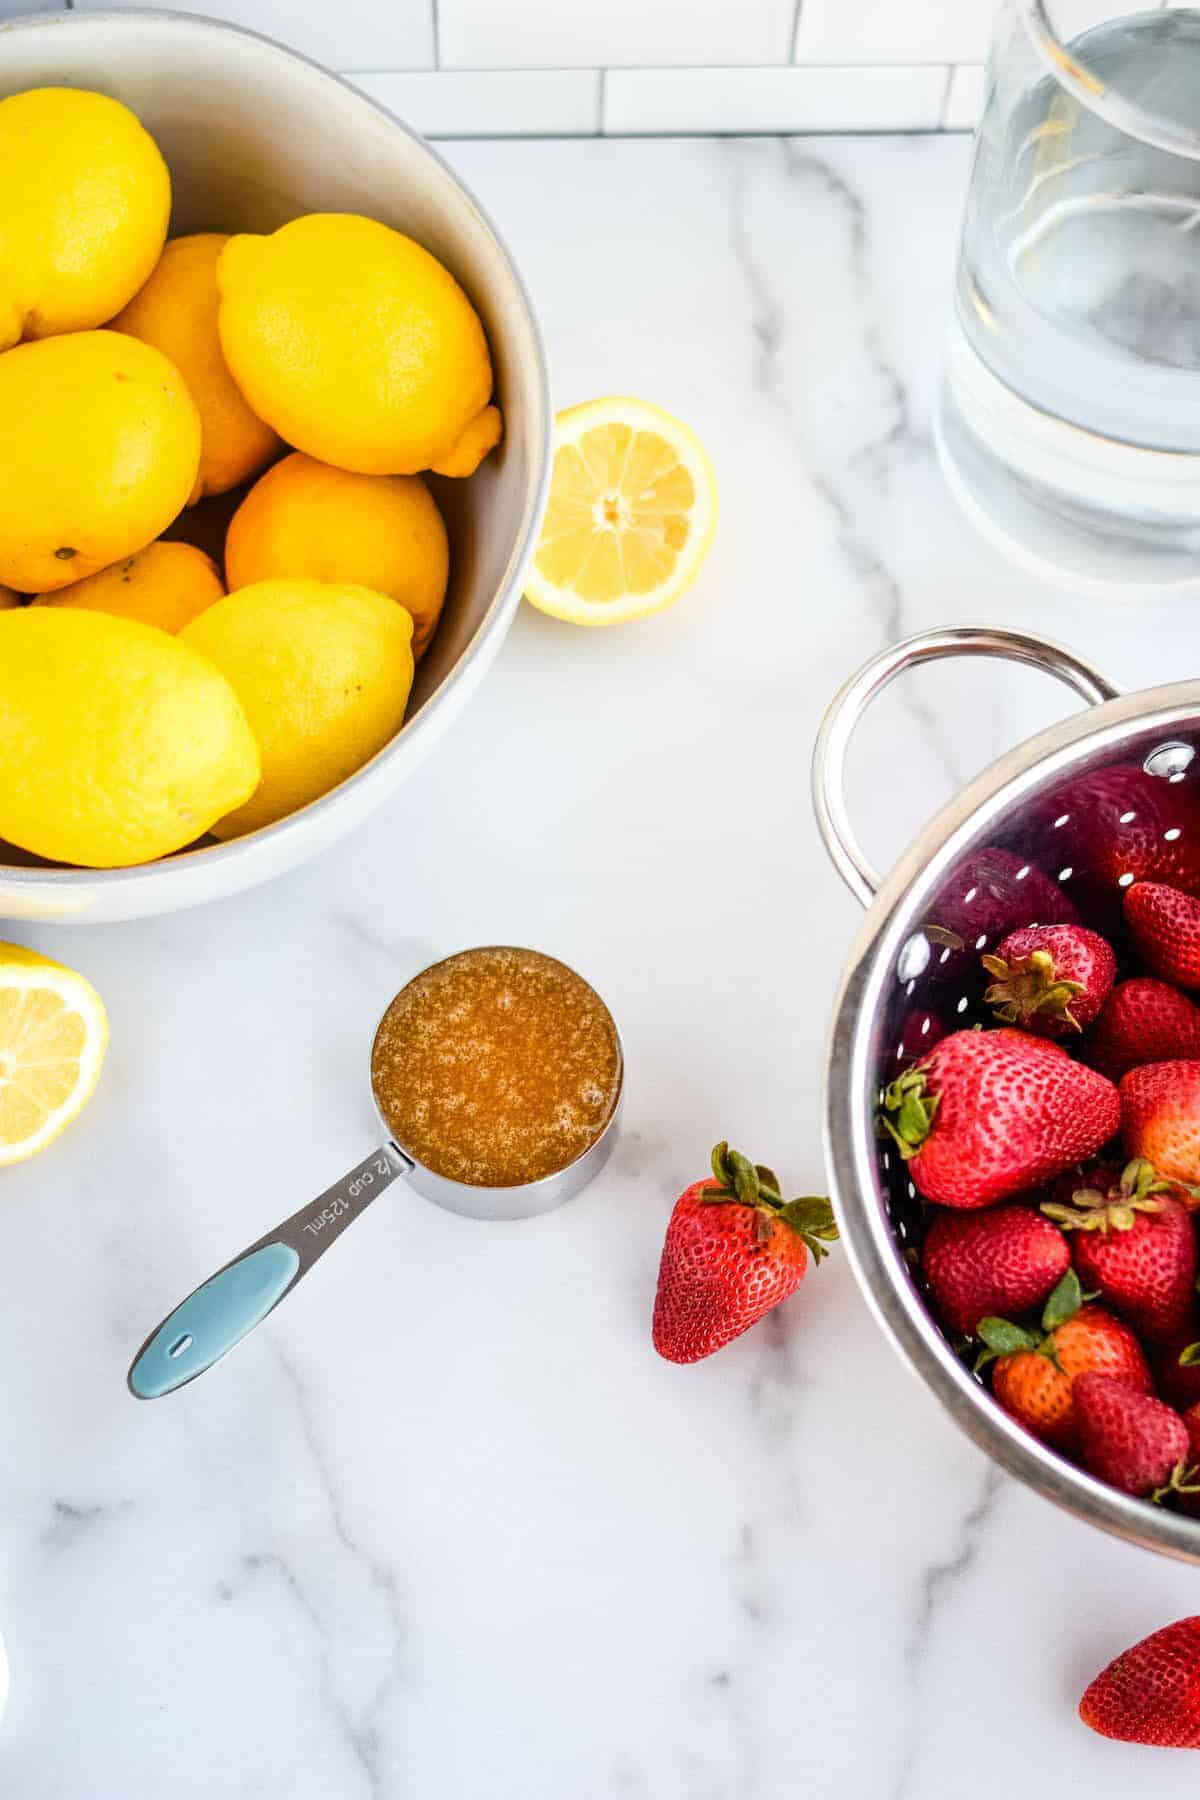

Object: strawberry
[1154,1338,1200,1419]
[1081,1616,1200,1746]
[920,846,1076,983]
[979,1275,1152,1449]
[1040,1159,1197,1343]
[652,1143,837,1364]
[1122,1060,1200,1186]
[921,1203,1069,1338]
[1087,978,1200,1082]
[1126,882,1200,989]
[880,1028,1121,1209]
[1184,1400,1200,1466]
[1031,764,1200,902]
[887,1006,948,1078]
[982,922,1115,1037]
[1073,1373,1193,1497]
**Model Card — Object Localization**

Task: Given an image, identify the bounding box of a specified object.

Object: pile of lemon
[0,86,502,869]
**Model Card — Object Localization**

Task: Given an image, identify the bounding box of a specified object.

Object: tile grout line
[789,0,804,61]
[937,62,954,130]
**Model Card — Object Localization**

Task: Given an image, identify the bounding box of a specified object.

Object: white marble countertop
[4,132,1200,1799]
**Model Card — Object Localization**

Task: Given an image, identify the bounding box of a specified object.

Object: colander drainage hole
[167,1333,193,1360]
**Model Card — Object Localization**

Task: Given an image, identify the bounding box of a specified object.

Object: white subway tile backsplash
[794,0,997,65]
[440,0,797,69]
[73,0,434,73]
[942,64,987,130]
[351,68,600,136]
[604,63,949,135]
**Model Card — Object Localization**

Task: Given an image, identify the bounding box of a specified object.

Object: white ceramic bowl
[0,9,551,923]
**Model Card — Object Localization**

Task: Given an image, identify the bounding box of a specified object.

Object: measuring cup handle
[810,626,1121,909]
[127,1143,409,1399]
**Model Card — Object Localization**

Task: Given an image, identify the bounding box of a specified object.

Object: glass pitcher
[937,1,1200,591]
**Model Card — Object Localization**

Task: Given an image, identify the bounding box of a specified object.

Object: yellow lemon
[0,944,108,1166]
[113,234,281,500]
[0,331,201,592]
[0,87,170,350]
[33,540,224,634]
[524,397,717,626]
[225,453,448,658]
[0,608,260,867]
[182,579,414,838]
[217,214,500,476]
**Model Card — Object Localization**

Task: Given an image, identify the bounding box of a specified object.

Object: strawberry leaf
[777,1196,839,1262]
[1179,1342,1200,1368]
[879,1068,940,1159]
[977,1317,1039,1357]
[1041,1268,1082,1333]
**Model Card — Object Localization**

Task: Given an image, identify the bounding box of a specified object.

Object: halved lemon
[0,944,108,1165]
[524,397,717,626]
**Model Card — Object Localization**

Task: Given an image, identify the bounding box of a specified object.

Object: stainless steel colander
[814,625,1200,1562]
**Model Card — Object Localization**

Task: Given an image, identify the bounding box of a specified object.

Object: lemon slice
[524,397,717,626]
[0,944,108,1165]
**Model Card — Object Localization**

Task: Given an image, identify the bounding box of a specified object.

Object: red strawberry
[887,1006,948,1078]
[980,1277,1152,1449]
[921,1203,1069,1338]
[1122,1060,1200,1186]
[1041,1159,1197,1343]
[1153,1314,1200,1412]
[1074,1372,1192,1497]
[652,1143,837,1364]
[921,846,1076,983]
[880,1028,1120,1209]
[982,922,1115,1037]
[1081,1616,1200,1746]
[1087,978,1200,1082]
[1126,882,1200,989]
[1177,1403,1200,1518]
[1184,1400,1200,1465]
[1032,764,1200,902]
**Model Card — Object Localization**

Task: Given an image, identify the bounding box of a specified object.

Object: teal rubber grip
[128,1242,300,1399]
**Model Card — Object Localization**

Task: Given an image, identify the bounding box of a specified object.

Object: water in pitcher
[940,7,1200,584]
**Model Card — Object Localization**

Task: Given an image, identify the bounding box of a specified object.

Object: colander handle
[811,627,1120,907]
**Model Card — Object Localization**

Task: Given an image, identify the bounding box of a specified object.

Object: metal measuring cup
[128,948,623,1399]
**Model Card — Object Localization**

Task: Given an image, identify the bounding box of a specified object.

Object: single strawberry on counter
[1087,978,1200,1083]
[1073,1372,1194,1499]
[880,1027,1121,1208]
[1122,1060,1200,1186]
[919,845,1076,984]
[1040,1159,1197,1344]
[921,1203,1069,1339]
[978,1271,1151,1449]
[1125,882,1200,989]
[1081,1616,1200,1747]
[982,922,1116,1037]
[652,1143,838,1364]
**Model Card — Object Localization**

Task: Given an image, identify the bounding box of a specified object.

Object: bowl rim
[0,6,553,893]
[825,675,1200,1562]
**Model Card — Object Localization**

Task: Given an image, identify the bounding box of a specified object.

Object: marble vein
[277,1350,408,1796]
[723,136,965,797]
[893,1461,1004,1800]
[40,1497,133,1554]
